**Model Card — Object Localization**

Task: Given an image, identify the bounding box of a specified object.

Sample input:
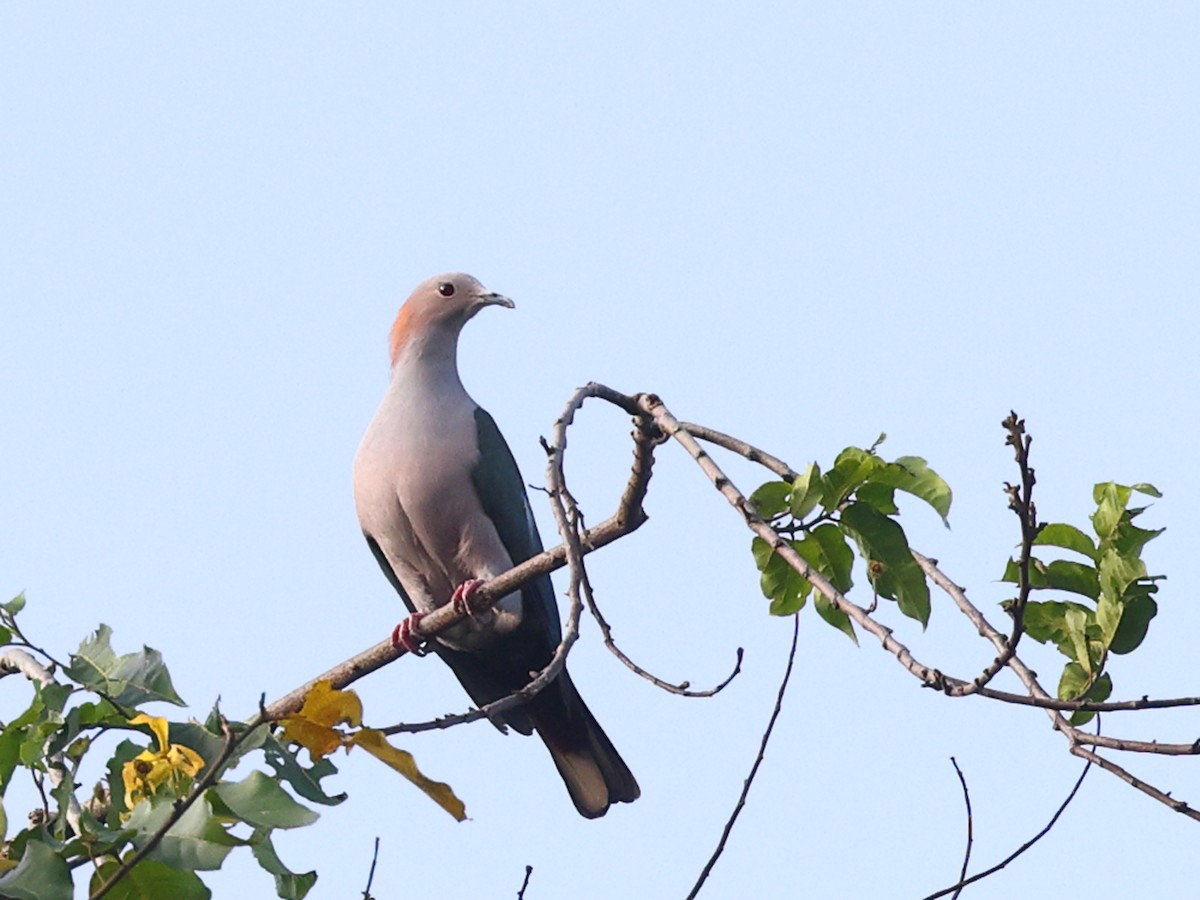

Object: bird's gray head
[389,273,514,366]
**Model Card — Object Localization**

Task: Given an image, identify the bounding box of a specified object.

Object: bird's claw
[451,579,486,620]
[392,612,428,656]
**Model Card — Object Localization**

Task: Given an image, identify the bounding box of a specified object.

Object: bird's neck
[389,329,470,400]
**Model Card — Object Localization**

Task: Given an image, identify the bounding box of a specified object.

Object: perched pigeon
[353,273,639,818]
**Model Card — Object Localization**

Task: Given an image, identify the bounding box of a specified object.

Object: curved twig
[686,614,799,900]
[922,752,1093,900]
[949,758,973,900]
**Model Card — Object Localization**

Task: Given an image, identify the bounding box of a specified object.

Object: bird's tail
[528,670,640,819]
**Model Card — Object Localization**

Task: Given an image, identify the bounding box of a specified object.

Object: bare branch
[516,865,534,899]
[949,758,973,900]
[953,413,1039,694]
[922,754,1092,900]
[361,837,380,900]
[678,421,799,481]
[1069,743,1200,821]
[686,614,799,900]
[1071,732,1200,756]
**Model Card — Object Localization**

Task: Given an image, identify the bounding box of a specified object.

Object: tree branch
[922,753,1092,899]
[686,614,799,900]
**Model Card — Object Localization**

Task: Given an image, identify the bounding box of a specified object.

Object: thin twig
[967,689,1200,713]
[949,758,973,900]
[516,864,533,899]
[956,414,1039,695]
[1068,743,1199,819]
[678,422,799,481]
[686,614,799,900]
[551,386,739,696]
[1070,732,1200,756]
[922,753,1092,899]
[361,837,380,900]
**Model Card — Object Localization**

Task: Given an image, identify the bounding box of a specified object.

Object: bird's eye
[438,282,455,298]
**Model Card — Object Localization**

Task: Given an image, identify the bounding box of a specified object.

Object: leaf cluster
[749,440,953,640]
[0,598,346,899]
[1002,482,1165,724]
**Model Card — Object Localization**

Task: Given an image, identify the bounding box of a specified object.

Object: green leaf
[1000,558,1099,599]
[1099,550,1146,604]
[751,537,775,570]
[65,625,185,707]
[788,463,823,520]
[126,795,239,871]
[1096,590,1122,645]
[261,736,346,807]
[813,594,857,644]
[1034,524,1098,561]
[249,828,318,900]
[1063,608,1091,671]
[749,481,791,519]
[91,856,212,900]
[855,482,898,515]
[1069,672,1113,727]
[811,524,854,594]
[168,724,242,777]
[821,448,883,511]
[840,502,930,627]
[1113,520,1164,559]
[792,527,853,594]
[1091,482,1132,540]
[869,456,952,524]
[753,539,813,616]
[0,839,73,900]
[2,594,26,616]
[1057,661,1091,701]
[762,547,811,616]
[0,625,12,646]
[1131,482,1162,498]
[0,726,21,795]
[106,740,145,825]
[211,771,319,830]
[1041,560,1100,599]
[1110,593,1159,655]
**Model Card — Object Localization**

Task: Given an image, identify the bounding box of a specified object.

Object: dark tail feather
[528,671,640,818]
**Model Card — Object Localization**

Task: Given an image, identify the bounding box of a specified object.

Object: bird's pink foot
[392,612,428,656]
[451,579,486,619]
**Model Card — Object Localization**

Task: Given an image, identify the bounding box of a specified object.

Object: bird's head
[389,273,514,367]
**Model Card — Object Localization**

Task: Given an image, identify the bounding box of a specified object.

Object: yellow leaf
[278,680,363,761]
[0,858,16,874]
[277,718,344,761]
[297,680,363,728]
[128,713,169,752]
[352,729,466,822]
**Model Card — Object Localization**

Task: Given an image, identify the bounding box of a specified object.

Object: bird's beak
[479,291,515,310]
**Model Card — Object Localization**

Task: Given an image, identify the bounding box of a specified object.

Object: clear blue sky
[2,4,1198,898]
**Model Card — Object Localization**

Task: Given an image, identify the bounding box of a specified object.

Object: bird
[352,273,639,818]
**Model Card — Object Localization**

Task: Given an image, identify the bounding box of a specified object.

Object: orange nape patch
[388,301,421,367]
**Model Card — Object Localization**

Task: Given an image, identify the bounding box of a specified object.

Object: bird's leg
[451,578,486,620]
[391,613,428,656]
